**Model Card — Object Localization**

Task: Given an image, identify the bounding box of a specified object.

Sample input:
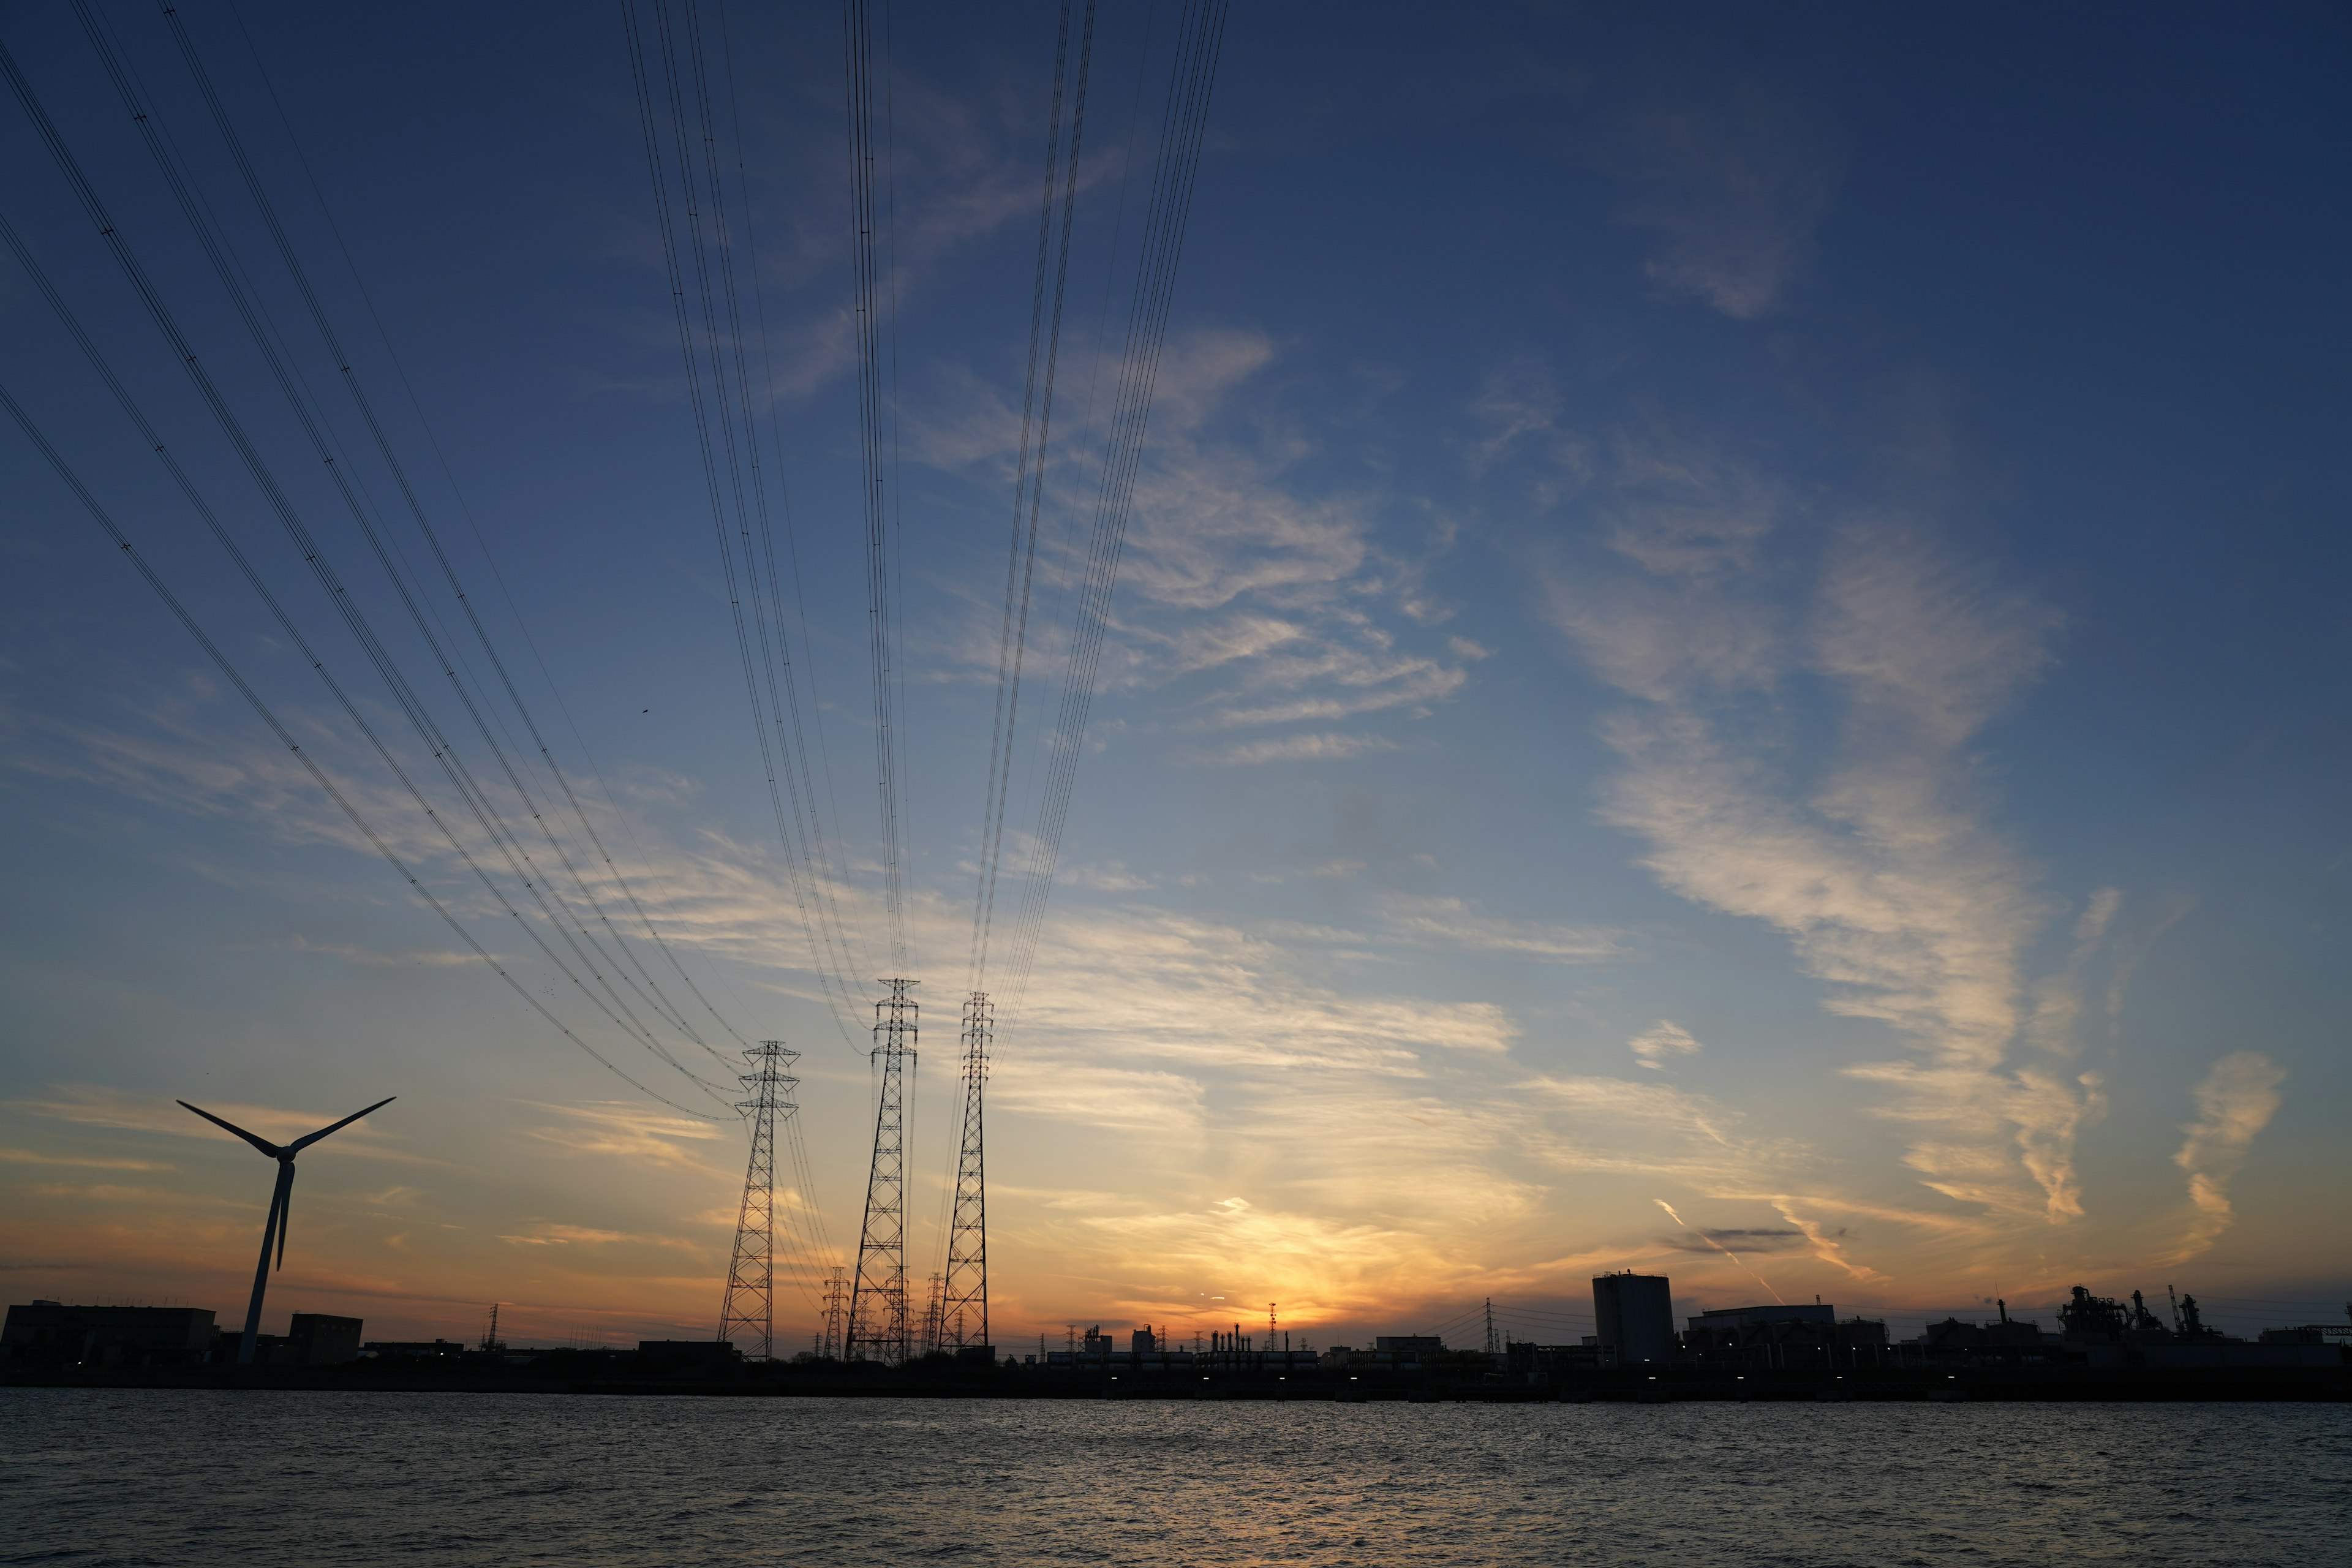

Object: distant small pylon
[919,1271,946,1357]
[821,1266,848,1360]
[1484,1297,1500,1357]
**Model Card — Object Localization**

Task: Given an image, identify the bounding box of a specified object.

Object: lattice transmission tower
[848,979,917,1363]
[820,1267,847,1360]
[719,1041,797,1361]
[919,1271,945,1357]
[940,991,991,1352]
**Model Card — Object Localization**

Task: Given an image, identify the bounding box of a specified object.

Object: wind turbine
[179,1095,395,1365]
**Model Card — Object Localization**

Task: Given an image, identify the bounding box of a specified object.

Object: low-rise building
[1682,1302,1889,1368]
[638,1339,740,1370]
[3,1302,217,1366]
[286,1313,363,1366]
[361,1338,469,1359]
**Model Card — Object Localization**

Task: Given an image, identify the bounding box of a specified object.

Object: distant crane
[178,1095,394,1365]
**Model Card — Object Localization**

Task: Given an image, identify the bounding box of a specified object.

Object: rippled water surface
[5,1390,2347,1565]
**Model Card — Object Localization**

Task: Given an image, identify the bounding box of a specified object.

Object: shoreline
[7,1364,2347,1403]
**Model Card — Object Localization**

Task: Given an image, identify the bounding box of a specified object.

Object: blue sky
[2,0,2346,1348]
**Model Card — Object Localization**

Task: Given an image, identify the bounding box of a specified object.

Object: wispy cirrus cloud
[521,1101,730,1174]
[1629,1020,1703,1070]
[1374,894,1629,965]
[0,1148,173,1171]
[287,937,476,968]
[1603,86,1845,320]
[1190,731,1397,767]
[2168,1052,2285,1261]
[1537,412,2110,1250]
[921,328,1481,774]
[497,1221,702,1253]
[1009,902,1520,1072]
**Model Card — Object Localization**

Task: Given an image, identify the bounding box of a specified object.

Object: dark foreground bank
[6,1354,2347,1402]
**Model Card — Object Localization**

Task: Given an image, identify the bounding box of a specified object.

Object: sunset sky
[3,1,2346,1352]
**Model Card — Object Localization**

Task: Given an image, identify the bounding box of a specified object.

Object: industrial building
[1679,1302,1891,1370]
[1039,1324,1317,1374]
[281,1313,364,1366]
[1,1302,363,1368]
[1593,1272,1676,1366]
[1570,1273,2348,1374]
[2,1302,216,1366]
[360,1338,470,1359]
[1321,1336,1458,1370]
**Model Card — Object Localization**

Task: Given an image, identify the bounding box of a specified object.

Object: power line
[968,0,1098,994]
[37,17,720,1087]
[671,0,877,1016]
[0,379,717,1118]
[0,202,720,1110]
[218,0,758,1059]
[842,0,911,976]
[991,0,1232,1037]
[620,0,873,1048]
[710,0,876,1030]
[138,0,729,1066]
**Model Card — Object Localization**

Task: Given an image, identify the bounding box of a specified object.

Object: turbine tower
[178,1095,394,1365]
[848,978,916,1363]
[719,1041,797,1362]
[940,991,991,1352]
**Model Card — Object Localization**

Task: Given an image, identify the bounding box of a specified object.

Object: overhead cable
[137,0,732,1066]
[217,0,758,1057]
[55,14,714,1074]
[620,0,874,1048]
[842,0,912,975]
[675,0,877,1016]
[967,0,1098,995]
[0,380,721,1119]
[993,0,1231,1036]
[3,33,726,1102]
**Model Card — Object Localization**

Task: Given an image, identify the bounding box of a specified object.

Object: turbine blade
[179,1100,281,1159]
[288,1095,396,1154]
[276,1170,293,1270]
[261,1179,285,1271]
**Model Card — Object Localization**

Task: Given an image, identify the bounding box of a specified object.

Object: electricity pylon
[821,1266,847,1360]
[848,979,916,1363]
[720,1041,797,1361]
[941,991,991,1352]
[919,1271,945,1356]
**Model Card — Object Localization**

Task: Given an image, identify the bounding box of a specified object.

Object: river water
[4,1390,2346,1565]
